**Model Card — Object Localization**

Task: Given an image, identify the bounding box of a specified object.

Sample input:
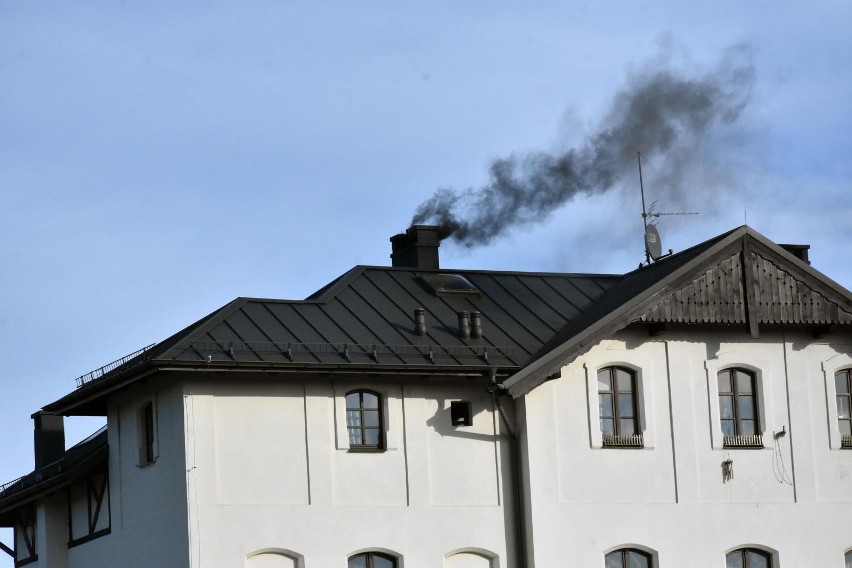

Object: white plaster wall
[183,374,512,568]
[66,379,190,568]
[522,327,852,567]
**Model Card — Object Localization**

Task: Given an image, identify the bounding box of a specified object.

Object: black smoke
[412,46,755,247]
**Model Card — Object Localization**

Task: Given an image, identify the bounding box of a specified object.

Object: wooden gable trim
[742,235,761,338]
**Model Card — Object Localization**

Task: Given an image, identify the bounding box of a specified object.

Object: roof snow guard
[76,344,155,388]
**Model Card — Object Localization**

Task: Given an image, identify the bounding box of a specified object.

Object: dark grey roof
[46,266,620,414]
[0,427,107,519]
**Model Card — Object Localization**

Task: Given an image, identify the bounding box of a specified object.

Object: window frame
[717,368,763,448]
[597,366,643,448]
[725,547,773,567]
[345,390,385,452]
[137,400,158,466]
[604,547,652,568]
[835,369,852,448]
[348,551,398,567]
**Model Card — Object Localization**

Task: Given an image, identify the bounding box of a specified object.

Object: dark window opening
[598,367,643,447]
[450,401,472,426]
[348,551,397,568]
[726,547,772,568]
[718,369,763,447]
[605,548,651,568]
[346,390,384,450]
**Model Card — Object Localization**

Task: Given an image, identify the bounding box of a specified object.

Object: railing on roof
[76,344,156,388]
[0,475,26,495]
[180,340,523,364]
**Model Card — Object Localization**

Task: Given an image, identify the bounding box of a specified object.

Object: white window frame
[822,353,852,450]
[584,348,656,450]
[705,353,775,450]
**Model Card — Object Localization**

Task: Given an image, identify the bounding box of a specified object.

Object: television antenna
[637,151,699,265]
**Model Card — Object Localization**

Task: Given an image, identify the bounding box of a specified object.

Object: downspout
[490,369,528,568]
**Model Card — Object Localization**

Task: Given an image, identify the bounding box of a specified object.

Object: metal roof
[47,266,620,414]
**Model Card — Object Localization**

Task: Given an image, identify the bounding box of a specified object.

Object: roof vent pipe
[458,311,471,339]
[414,308,427,336]
[470,311,483,339]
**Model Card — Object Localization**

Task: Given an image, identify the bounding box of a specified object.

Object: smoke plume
[412,46,755,247]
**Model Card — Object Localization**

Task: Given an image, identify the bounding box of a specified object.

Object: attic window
[418,273,479,297]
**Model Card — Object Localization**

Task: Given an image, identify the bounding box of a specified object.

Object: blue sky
[1,2,851,557]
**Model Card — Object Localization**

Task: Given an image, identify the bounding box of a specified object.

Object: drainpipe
[489,369,528,568]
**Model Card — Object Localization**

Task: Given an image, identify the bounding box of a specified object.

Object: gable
[638,242,852,329]
[505,226,852,397]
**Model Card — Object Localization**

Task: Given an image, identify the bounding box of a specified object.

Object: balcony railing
[602,433,644,448]
[723,434,763,448]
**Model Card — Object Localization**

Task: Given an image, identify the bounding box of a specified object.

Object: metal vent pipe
[470,311,482,339]
[414,308,427,336]
[458,311,471,339]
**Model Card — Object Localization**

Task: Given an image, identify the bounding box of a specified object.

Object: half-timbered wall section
[67,470,110,547]
[13,504,36,567]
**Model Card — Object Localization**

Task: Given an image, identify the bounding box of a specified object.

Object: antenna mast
[638,151,650,264]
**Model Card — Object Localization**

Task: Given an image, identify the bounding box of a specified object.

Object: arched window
[348,551,397,568]
[835,369,852,446]
[845,550,852,568]
[345,390,384,450]
[726,548,771,567]
[718,368,762,447]
[605,548,651,568]
[598,367,643,447]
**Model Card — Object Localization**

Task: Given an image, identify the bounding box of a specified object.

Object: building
[1,225,851,567]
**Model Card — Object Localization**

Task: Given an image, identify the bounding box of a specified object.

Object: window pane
[726,551,743,568]
[626,551,650,568]
[740,419,756,436]
[347,410,362,427]
[718,371,732,393]
[840,420,852,436]
[736,371,753,393]
[719,395,734,419]
[721,419,735,437]
[372,556,396,568]
[616,369,633,392]
[737,395,755,420]
[348,429,363,445]
[363,410,380,427]
[598,369,612,391]
[599,394,613,418]
[345,393,360,409]
[620,419,636,436]
[836,372,850,394]
[348,555,368,568]
[837,396,851,419]
[605,551,624,568]
[746,550,769,568]
[364,429,380,446]
[601,418,614,437]
[362,393,379,409]
[618,394,635,417]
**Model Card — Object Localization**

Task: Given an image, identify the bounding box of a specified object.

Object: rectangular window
[836,370,852,447]
[345,390,384,450]
[138,401,157,465]
[598,367,643,448]
[718,369,763,448]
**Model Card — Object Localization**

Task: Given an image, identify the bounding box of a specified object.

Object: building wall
[181,374,512,567]
[521,326,852,567]
[64,381,190,568]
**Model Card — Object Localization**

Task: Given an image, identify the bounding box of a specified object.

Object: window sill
[723,434,764,449]
[602,434,644,448]
[346,447,385,453]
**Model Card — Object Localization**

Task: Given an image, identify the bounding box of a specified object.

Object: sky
[1,2,851,558]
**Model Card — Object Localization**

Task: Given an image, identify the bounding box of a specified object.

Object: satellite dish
[645,224,662,261]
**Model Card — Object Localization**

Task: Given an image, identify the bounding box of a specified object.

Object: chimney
[32,411,65,470]
[390,225,440,270]
[779,244,810,265]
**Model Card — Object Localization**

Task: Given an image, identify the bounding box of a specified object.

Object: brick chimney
[779,243,810,265]
[390,225,441,270]
[32,411,65,470]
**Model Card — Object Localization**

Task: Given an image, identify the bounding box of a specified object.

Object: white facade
[519,327,852,567]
